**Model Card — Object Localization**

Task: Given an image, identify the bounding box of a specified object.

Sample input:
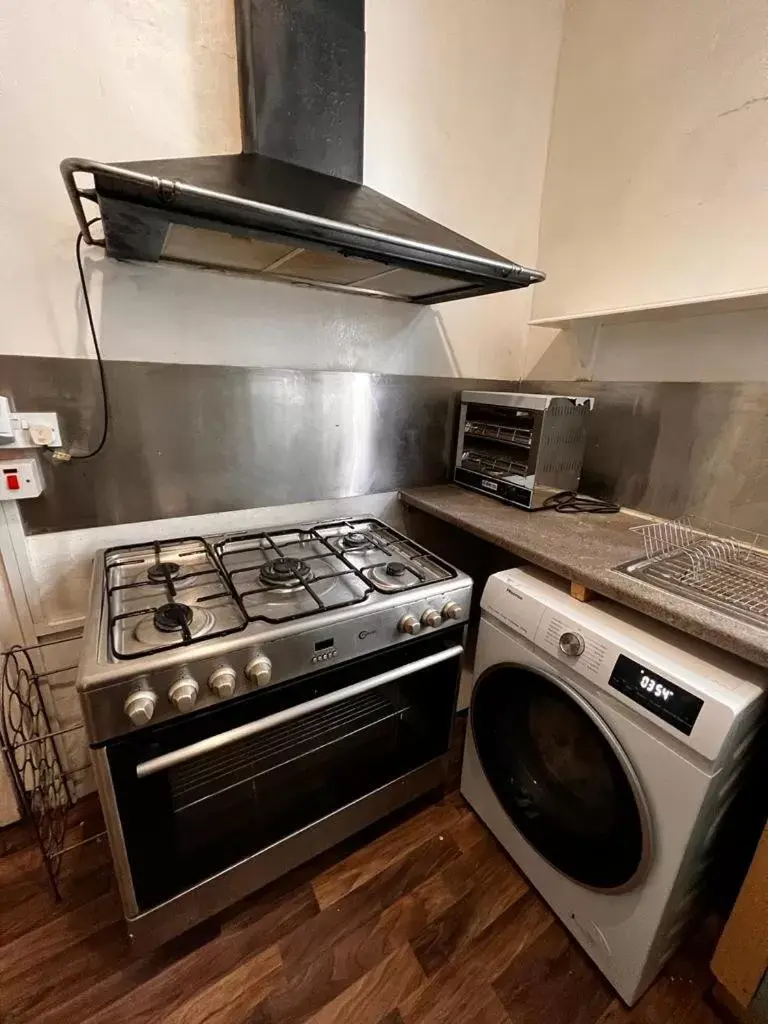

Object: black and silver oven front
[93,627,463,948]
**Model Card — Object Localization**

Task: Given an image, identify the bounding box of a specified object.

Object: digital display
[314,637,335,651]
[609,655,704,735]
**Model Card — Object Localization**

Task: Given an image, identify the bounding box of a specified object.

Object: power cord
[532,491,621,515]
[49,218,109,462]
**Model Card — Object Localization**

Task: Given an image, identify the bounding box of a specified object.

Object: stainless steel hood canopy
[60,0,544,304]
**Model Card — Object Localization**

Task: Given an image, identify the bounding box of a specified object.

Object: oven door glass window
[470,664,648,890]
[106,633,461,912]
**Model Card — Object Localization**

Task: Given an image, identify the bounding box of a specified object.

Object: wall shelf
[529,288,768,329]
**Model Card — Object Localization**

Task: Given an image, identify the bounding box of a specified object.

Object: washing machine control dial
[558,631,586,657]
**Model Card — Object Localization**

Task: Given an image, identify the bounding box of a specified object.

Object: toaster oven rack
[615,516,768,629]
[0,634,106,899]
[464,419,533,449]
[461,448,528,479]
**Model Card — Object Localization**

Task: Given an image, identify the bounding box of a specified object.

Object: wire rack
[0,635,106,898]
[617,516,768,629]
[461,448,528,479]
[464,420,533,449]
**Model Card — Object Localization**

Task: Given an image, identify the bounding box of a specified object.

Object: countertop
[400,484,768,669]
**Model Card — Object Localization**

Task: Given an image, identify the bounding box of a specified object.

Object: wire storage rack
[0,634,106,898]
[616,516,768,629]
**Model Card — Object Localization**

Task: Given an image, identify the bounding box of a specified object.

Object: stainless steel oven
[92,625,463,948]
[79,517,471,947]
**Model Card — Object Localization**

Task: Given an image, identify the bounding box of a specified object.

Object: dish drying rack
[0,635,105,898]
[617,516,768,629]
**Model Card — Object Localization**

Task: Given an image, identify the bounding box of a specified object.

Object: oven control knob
[421,608,442,628]
[558,631,586,657]
[124,689,157,727]
[168,674,199,713]
[208,665,237,699]
[398,614,421,635]
[441,601,463,621]
[245,654,272,687]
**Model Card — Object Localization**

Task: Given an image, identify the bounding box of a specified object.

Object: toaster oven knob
[208,665,237,699]
[421,608,442,628]
[398,614,421,635]
[245,654,272,687]
[442,601,463,621]
[168,674,199,713]
[124,689,157,727]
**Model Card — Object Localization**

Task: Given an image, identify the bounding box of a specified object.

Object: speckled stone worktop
[400,484,768,669]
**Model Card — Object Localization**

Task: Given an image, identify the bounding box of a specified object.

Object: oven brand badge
[481,479,499,492]
[359,629,377,640]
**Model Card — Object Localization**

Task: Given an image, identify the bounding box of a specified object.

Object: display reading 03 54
[639,674,673,702]
[609,655,704,735]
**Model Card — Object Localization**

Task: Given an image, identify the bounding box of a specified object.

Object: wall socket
[0,396,62,449]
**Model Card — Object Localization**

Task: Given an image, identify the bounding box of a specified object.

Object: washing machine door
[470,662,651,890]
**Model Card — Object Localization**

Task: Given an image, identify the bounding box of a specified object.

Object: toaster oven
[454,391,594,509]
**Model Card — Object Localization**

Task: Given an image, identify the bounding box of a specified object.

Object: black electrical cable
[50,218,109,461]
[532,490,621,515]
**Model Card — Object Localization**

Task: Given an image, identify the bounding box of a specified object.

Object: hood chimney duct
[234,0,365,183]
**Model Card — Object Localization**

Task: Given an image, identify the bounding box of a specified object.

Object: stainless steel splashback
[520,380,768,533]
[0,357,517,534]
[3,359,766,535]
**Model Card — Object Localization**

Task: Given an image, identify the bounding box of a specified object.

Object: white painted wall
[0,0,563,380]
[527,0,768,383]
[524,307,768,382]
[365,0,564,380]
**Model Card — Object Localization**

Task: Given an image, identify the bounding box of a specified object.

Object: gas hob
[77,518,471,743]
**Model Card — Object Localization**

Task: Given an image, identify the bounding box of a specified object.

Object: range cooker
[77,517,471,947]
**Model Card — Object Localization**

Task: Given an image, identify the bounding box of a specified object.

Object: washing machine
[461,566,766,1005]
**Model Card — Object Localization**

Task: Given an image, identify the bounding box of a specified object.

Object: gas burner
[133,603,216,648]
[147,561,181,583]
[154,603,193,633]
[260,557,312,589]
[341,532,375,551]
[367,560,421,592]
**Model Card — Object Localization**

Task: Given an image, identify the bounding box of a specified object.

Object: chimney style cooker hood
[60,1,544,305]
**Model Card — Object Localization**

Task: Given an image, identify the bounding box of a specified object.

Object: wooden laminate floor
[0,789,723,1024]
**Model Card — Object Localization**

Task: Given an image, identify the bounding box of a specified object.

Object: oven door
[98,627,462,939]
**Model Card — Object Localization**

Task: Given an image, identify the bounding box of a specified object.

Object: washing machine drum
[471,664,648,890]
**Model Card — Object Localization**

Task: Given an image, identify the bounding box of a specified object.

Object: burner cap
[342,532,371,550]
[260,557,312,588]
[147,561,181,583]
[385,561,407,577]
[154,602,193,633]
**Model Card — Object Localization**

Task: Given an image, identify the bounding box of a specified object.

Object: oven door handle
[135,644,464,779]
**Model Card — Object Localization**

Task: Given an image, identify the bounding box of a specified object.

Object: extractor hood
[60,1,544,305]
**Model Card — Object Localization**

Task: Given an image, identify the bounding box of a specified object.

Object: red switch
[5,473,20,491]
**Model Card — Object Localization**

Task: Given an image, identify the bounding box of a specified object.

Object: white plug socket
[0,406,62,449]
